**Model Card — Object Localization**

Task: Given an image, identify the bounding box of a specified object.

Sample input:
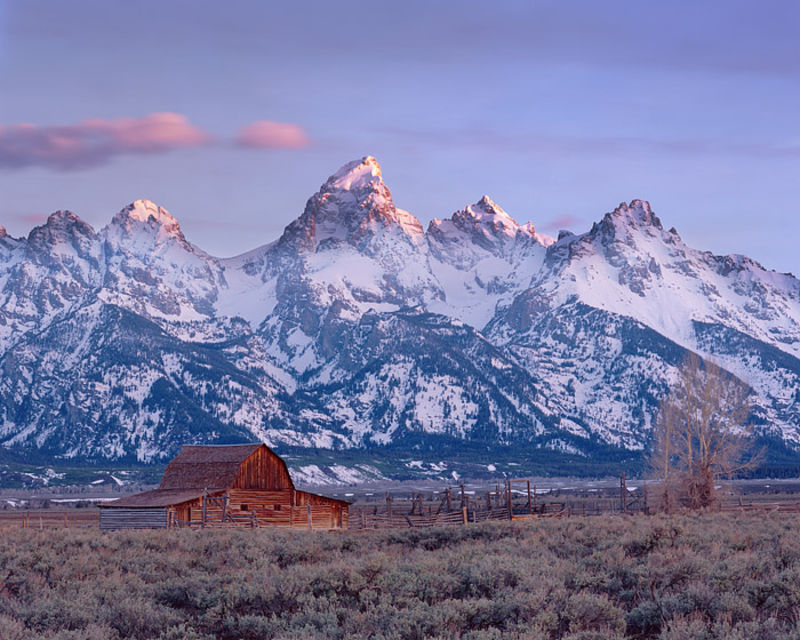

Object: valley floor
[1,512,800,639]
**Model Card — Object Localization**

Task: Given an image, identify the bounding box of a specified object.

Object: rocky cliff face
[1,157,799,465]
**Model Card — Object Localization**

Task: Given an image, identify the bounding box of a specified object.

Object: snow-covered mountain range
[2,156,799,468]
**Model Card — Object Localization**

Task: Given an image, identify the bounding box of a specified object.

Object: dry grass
[1,512,800,639]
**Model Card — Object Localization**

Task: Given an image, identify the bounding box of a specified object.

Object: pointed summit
[324,156,383,192]
[113,200,181,233]
[475,195,511,218]
[279,156,423,253]
[27,210,97,250]
[603,200,663,230]
[454,195,523,240]
[430,195,554,253]
[108,200,185,244]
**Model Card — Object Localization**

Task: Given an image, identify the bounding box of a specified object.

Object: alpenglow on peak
[324,156,383,191]
[110,200,183,238]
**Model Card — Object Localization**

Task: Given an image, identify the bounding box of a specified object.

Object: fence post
[533,485,537,513]
[307,504,312,529]
[506,479,513,520]
[620,473,626,514]
[527,481,532,515]
[202,488,208,528]
[642,478,648,514]
[462,506,468,524]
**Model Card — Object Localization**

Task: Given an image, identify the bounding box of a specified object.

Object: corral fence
[348,478,627,531]
[348,475,800,530]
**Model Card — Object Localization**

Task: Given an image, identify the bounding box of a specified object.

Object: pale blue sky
[1,0,798,272]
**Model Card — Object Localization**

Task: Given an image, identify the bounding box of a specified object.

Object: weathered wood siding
[227,489,348,529]
[100,508,168,530]
[233,447,293,490]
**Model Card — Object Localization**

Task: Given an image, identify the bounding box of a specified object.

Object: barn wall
[226,489,348,529]
[100,508,168,530]
[233,447,293,490]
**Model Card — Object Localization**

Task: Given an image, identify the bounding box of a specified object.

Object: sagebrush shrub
[2,513,800,638]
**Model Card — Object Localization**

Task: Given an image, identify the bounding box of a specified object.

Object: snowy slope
[534,200,800,358]
[427,195,553,328]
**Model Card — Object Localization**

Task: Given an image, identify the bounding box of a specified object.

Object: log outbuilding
[99,444,349,530]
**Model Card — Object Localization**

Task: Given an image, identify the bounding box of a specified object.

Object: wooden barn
[99,444,349,530]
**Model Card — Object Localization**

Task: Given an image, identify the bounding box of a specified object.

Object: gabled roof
[158,443,265,490]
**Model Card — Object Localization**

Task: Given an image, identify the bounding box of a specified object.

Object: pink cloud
[0,113,209,170]
[235,121,310,149]
[14,212,49,225]
[540,214,584,232]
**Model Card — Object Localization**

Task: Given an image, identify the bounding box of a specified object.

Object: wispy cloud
[235,121,310,150]
[0,113,209,170]
[539,214,584,233]
[5,212,49,227]
[0,114,313,171]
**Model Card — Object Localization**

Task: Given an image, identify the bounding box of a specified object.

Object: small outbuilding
[99,443,349,530]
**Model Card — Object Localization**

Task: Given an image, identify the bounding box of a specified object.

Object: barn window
[240,504,248,511]
[274,504,281,511]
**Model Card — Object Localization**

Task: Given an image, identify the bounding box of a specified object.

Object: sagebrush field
[1,513,800,639]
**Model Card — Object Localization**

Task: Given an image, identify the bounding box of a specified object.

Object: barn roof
[100,488,223,508]
[158,444,269,491]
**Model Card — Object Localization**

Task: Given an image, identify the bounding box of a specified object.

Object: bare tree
[650,353,762,510]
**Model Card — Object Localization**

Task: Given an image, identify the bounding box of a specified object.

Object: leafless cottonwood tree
[650,353,762,511]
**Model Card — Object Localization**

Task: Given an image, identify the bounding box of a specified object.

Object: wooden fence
[0,510,100,530]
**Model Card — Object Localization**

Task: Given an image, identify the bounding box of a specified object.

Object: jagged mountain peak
[43,209,90,228]
[279,156,424,253]
[324,155,383,192]
[110,200,184,240]
[475,194,508,216]
[27,210,97,248]
[429,195,554,259]
[604,199,663,230]
[454,195,527,239]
